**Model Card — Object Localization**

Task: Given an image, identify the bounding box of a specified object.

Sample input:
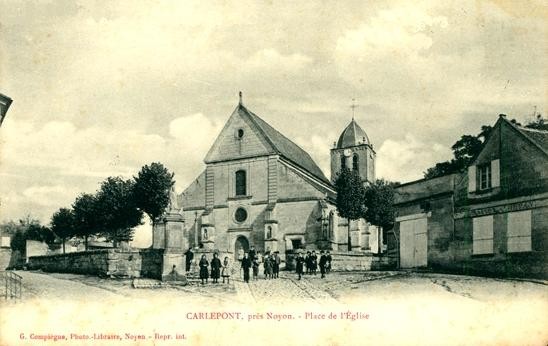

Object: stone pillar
[152,222,165,249]
[157,211,187,281]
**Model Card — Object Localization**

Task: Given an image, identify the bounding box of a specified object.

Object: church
[174,94,382,260]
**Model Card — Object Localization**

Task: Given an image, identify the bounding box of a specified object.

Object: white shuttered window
[507,210,532,253]
[473,215,494,255]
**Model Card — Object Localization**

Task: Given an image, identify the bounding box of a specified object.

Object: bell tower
[330,104,375,184]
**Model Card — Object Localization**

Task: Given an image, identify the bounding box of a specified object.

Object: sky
[0,0,546,246]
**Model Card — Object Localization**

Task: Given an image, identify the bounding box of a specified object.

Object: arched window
[266,226,272,239]
[340,155,346,170]
[352,154,359,172]
[235,170,246,196]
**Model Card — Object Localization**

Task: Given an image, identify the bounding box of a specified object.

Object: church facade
[175,97,381,259]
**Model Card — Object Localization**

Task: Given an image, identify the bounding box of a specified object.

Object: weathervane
[350,98,358,120]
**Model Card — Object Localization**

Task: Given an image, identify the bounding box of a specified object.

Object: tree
[364,179,397,247]
[51,208,75,254]
[17,221,55,246]
[334,168,366,251]
[424,125,493,179]
[133,162,175,226]
[72,193,101,250]
[96,177,143,246]
[10,230,26,254]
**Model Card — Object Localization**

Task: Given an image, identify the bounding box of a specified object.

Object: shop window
[235,170,246,196]
[507,210,532,252]
[472,215,493,255]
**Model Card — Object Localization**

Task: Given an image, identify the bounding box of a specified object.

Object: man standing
[241,252,252,283]
[211,253,222,284]
[326,251,332,273]
[184,247,194,272]
[249,246,256,262]
[295,252,305,280]
[273,251,281,278]
[319,250,328,278]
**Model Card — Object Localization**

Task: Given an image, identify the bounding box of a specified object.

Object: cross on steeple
[350,98,358,120]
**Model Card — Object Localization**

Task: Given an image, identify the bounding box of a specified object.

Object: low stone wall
[330,252,375,271]
[285,251,396,272]
[28,249,146,278]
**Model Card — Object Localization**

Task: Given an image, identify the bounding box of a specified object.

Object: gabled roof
[238,104,331,185]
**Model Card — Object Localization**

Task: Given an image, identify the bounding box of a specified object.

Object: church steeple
[330,113,376,184]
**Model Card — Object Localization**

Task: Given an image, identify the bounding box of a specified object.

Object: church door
[234,236,250,261]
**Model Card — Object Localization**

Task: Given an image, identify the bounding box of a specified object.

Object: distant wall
[26,240,49,261]
[0,248,11,270]
[27,249,164,279]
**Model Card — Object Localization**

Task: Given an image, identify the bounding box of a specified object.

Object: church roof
[238,104,331,185]
[336,119,370,148]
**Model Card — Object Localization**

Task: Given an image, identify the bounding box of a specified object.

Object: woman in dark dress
[311,250,318,275]
[199,254,209,284]
[210,253,222,284]
[264,255,273,279]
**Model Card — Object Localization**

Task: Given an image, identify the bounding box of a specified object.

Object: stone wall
[139,249,164,280]
[27,249,148,278]
[285,251,395,272]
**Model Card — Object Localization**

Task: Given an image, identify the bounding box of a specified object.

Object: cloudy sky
[0,0,546,245]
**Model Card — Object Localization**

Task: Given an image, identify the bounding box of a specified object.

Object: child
[221,256,231,284]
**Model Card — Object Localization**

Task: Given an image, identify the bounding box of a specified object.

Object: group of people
[295,250,332,280]
[185,248,232,285]
[184,247,333,284]
[240,246,281,283]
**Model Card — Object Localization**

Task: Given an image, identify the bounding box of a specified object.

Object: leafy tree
[363,179,398,252]
[72,193,101,250]
[424,125,493,179]
[10,230,26,254]
[7,218,55,254]
[133,162,175,225]
[51,208,75,254]
[16,220,55,245]
[96,177,143,246]
[334,168,366,251]
[364,179,397,232]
